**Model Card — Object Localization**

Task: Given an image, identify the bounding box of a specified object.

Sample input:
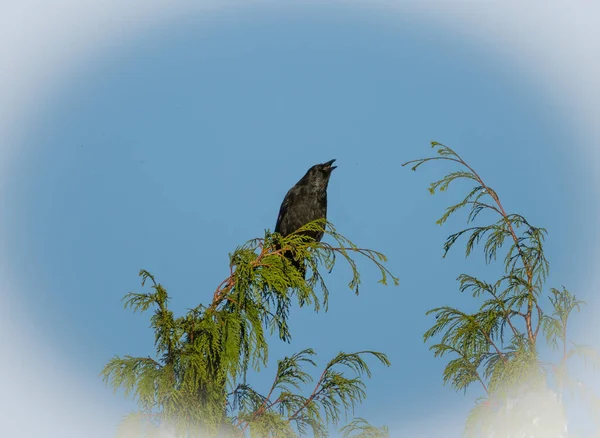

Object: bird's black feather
[274,159,336,277]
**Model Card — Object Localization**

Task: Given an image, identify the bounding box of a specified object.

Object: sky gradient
[1,2,599,437]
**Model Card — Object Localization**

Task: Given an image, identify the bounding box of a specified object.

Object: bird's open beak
[323,159,337,172]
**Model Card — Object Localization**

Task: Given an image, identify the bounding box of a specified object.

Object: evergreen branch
[425,307,507,363]
[208,220,398,314]
[458,274,521,341]
[428,343,489,393]
[407,142,599,433]
[407,141,547,347]
[287,351,390,426]
[239,349,317,434]
[229,383,267,414]
[340,417,390,438]
[104,221,395,436]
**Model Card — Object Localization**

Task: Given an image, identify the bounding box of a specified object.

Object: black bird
[274,159,337,277]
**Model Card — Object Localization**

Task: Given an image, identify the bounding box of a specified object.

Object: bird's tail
[290,256,306,280]
[275,241,307,280]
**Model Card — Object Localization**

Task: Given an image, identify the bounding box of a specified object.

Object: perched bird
[274,159,337,277]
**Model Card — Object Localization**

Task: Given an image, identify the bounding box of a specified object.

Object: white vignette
[1,1,599,437]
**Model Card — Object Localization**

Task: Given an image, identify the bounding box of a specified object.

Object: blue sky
[2,2,599,437]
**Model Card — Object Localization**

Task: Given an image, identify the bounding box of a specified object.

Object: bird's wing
[274,188,297,234]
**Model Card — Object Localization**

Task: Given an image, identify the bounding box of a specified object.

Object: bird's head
[302,159,337,190]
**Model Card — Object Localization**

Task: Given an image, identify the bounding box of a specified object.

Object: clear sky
[1,2,599,437]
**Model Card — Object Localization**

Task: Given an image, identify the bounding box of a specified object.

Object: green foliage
[339,418,389,438]
[404,141,600,436]
[233,350,390,437]
[102,220,396,437]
